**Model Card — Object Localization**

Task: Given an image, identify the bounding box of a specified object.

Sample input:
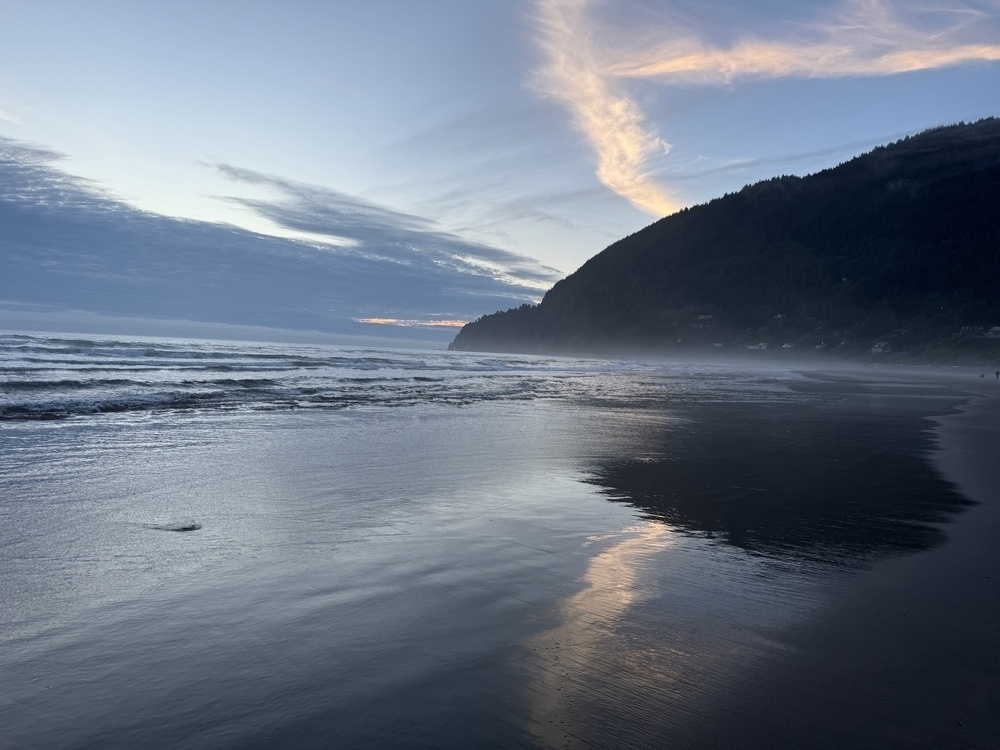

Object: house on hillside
[870,341,891,354]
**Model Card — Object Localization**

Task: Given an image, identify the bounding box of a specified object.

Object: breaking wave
[0,332,803,421]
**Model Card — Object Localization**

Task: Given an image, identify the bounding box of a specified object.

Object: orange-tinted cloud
[354,317,469,328]
[613,0,1000,82]
[534,0,681,216]
[534,0,1000,216]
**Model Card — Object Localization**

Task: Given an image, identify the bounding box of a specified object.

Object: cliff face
[450,119,1000,360]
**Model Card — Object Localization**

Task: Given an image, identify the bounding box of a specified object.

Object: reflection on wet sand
[524,521,673,748]
[587,395,971,564]
[519,379,977,748]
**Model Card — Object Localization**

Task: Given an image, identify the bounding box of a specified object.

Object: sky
[1,0,999,343]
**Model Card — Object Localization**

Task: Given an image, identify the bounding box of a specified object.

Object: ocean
[0,332,975,748]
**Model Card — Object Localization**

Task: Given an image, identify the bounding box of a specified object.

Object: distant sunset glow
[355,317,469,329]
[0,0,998,333]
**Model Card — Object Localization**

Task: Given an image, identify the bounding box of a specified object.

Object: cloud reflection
[525,522,672,745]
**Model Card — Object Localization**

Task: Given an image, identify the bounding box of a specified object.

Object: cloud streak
[353,317,468,329]
[212,163,560,291]
[0,137,558,342]
[613,0,1000,82]
[534,0,1000,215]
[534,0,680,216]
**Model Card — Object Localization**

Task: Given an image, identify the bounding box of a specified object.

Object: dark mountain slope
[449,119,1000,360]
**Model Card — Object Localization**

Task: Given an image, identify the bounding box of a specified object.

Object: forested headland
[449,119,1000,362]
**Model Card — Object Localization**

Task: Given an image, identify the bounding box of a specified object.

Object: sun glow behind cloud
[354,317,469,328]
[534,0,1000,216]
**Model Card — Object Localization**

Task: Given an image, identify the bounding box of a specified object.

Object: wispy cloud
[353,317,468,329]
[211,163,560,291]
[613,0,1000,82]
[534,0,1000,215]
[534,0,680,216]
[0,137,557,342]
[0,108,23,125]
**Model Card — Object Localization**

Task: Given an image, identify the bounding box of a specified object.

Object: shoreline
[689,372,1000,748]
[2,349,996,748]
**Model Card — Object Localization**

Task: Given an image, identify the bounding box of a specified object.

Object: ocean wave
[0,331,804,421]
[0,391,224,420]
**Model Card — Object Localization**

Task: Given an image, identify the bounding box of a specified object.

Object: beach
[517,368,999,749]
[682,375,1000,749]
[0,334,997,748]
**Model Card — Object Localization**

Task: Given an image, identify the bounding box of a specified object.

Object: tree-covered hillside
[450,119,1000,361]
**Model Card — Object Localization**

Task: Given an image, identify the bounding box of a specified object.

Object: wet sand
[509,367,996,749]
[685,372,1000,749]
[2,356,997,748]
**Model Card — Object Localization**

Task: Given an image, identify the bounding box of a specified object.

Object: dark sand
[2,361,996,748]
[684,372,1000,749]
[518,367,997,749]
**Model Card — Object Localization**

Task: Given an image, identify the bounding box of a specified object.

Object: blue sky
[1,0,999,343]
